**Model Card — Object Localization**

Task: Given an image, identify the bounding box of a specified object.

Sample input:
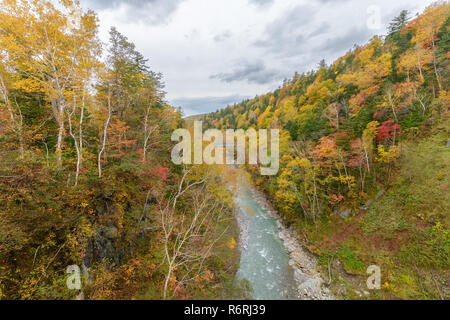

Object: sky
[79,0,432,116]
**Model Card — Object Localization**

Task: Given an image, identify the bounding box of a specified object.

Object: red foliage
[329,193,344,205]
[376,120,401,142]
[150,166,169,182]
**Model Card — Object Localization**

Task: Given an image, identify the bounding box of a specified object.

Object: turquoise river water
[234,180,298,300]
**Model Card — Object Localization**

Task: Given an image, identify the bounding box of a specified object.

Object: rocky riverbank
[248,186,334,300]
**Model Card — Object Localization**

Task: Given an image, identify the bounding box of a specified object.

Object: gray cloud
[251,1,377,74]
[254,5,317,57]
[213,30,232,42]
[80,0,185,24]
[210,60,283,85]
[248,0,274,7]
[315,0,350,3]
[317,26,373,54]
[171,94,250,116]
[308,23,331,38]
[79,0,431,116]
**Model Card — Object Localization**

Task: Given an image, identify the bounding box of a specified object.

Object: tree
[406,3,450,90]
[376,120,401,143]
[0,0,100,167]
[107,27,162,121]
[435,16,450,89]
[158,168,230,299]
[388,10,410,37]
[276,155,322,222]
[0,61,24,158]
[97,77,112,179]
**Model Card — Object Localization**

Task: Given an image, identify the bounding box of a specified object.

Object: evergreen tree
[388,10,410,36]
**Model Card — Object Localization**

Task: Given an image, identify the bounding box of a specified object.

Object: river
[230,170,333,300]
[234,181,298,299]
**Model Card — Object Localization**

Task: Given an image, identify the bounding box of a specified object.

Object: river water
[234,179,298,300]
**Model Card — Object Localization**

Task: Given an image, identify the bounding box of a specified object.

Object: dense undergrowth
[305,121,449,299]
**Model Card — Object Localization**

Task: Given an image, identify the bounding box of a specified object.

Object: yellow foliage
[228,237,236,250]
[376,145,400,163]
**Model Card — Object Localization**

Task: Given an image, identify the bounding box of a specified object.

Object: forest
[0,0,239,299]
[0,0,449,301]
[204,2,450,299]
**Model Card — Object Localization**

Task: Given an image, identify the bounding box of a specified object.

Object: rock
[75,290,84,300]
[103,226,119,239]
[297,278,322,296]
[360,190,385,210]
[447,139,450,147]
[342,209,352,218]
[82,226,126,268]
[360,198,374,210]
[334,208,352,219]
[375,189,385,200]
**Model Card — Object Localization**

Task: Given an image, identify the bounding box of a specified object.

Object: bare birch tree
[157,168,231,299]
[98,87,112,179]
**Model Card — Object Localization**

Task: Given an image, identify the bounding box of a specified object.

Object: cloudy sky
[79,0,431,116]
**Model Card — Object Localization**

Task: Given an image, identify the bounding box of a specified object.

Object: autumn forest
[0,0,449,301]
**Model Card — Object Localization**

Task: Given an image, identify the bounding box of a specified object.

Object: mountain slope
[204,3,450,299]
